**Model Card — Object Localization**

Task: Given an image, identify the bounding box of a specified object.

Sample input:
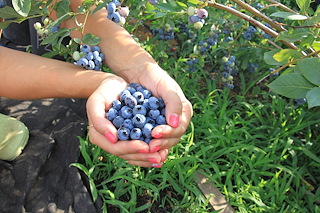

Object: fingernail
[152,132,162,138]
[139,150,149,153]
[105,131,116,144]
[152,163,162,168]
[149,158,159,163]
[170,113,179,128]
[151,146,160,153]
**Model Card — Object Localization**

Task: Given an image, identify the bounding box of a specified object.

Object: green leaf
[56,0,71,20]
[270,12,308,20]
[268,73,315,99]
[301,146,320,162]
[156,3,174,12]
[0,6,23,19]
[275,29,312,43]
[82,33,101,46]
[41,28,71,45]
[12,0,31,17]
[273,49,302,64]
[264,50,283,66]
[312,42,320,51]
[296,0,311,14]
[89,179,98,202]
[298,58,320,85]
[306,87,320,108]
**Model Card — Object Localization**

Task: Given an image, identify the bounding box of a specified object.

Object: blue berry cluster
[243,26,257,40]
[221,55,237,89]
[186,58,199,72]
[106,0,129,26]
[73,44,105,71]
[152,26,175,40]
[106,83,167,143]
[187,7,208,29]
[248,62,259,73]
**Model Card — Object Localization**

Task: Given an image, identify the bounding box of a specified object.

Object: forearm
[0,46,117,99]
[54,0,164,82]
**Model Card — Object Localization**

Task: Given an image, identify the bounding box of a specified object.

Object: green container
[0,113,29,161]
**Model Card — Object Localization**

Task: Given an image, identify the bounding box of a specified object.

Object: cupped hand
[86,75,167,167]
[128,64,193,163]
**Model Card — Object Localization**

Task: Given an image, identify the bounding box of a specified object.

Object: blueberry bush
[1,0,320,212]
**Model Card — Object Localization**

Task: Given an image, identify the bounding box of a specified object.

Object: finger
[88,125,150,155]
[151,99,193,139]
[158,148,169,162]
[86,78,127,143]
[148,137,181,153]
[156,78,183,128]
[127,160,164,168]
[118,151,162,163]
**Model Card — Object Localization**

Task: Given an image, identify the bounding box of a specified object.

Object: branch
[231,0,286,32]
[257,49,320,84]
[264,0,299,14]
[206,1,302,52]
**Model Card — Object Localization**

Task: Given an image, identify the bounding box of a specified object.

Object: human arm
[53,0,193,162]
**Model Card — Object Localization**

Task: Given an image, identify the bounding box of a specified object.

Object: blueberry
[106,108,118,121]
[110,12,121,23]
[106,2,116,13]
[148,97,160,109]
[121,119,134,130]
[77,58,89,67]
[132,114,146,128]
[112,116,124,128]
[132,91,144,103]
[91,46,101,52]
[146,117,156,126]
[81,44,91,53]
[124,95,137,108]
[130,128,142,140]
[132,105,147,116]
[156,115,167,125]
[120,106,133,119]
[142,99,150,110]
[85,60,95,70]
[148,109,160,119]
[143,123,154,138]
[112,100,122,111]
[158,97,165,109]
[120,90,131,102]
[222,71,229,79]
[118,127,130,140]
[127,86,136,94]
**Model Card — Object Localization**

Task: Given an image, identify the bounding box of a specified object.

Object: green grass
[73,24,320,213]
[73,55,320,212]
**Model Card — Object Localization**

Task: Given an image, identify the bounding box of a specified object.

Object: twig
[206,1,302,52]
[264,0,298,14]
[257,49,320,84]
[231,0,286,32]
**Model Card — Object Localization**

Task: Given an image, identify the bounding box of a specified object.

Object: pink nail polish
[152,163,162,168]
[170,114,179,128]
[105,131,116,144]
[149,158,159,163]
[151,146,160,153]
[153,132,162,138]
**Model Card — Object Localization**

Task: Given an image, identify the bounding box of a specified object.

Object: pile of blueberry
[106,0,130,26]
[243,26,257,40]
[106,83,167,143]
[73,44,105,71]
[187,6,208,29]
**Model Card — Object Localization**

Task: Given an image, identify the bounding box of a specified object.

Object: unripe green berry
[34,22,42,31]
[227,75,234,81]
[43,17,50,26]
[72,51,81,61]
[194,21,203,29]
[222,56,228,63]
[187,6,196,16]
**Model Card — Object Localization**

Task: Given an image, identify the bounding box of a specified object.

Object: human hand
[86,75,168,167]
[125,64,193,164]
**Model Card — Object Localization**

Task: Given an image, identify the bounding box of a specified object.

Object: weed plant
[73,39,320,213]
